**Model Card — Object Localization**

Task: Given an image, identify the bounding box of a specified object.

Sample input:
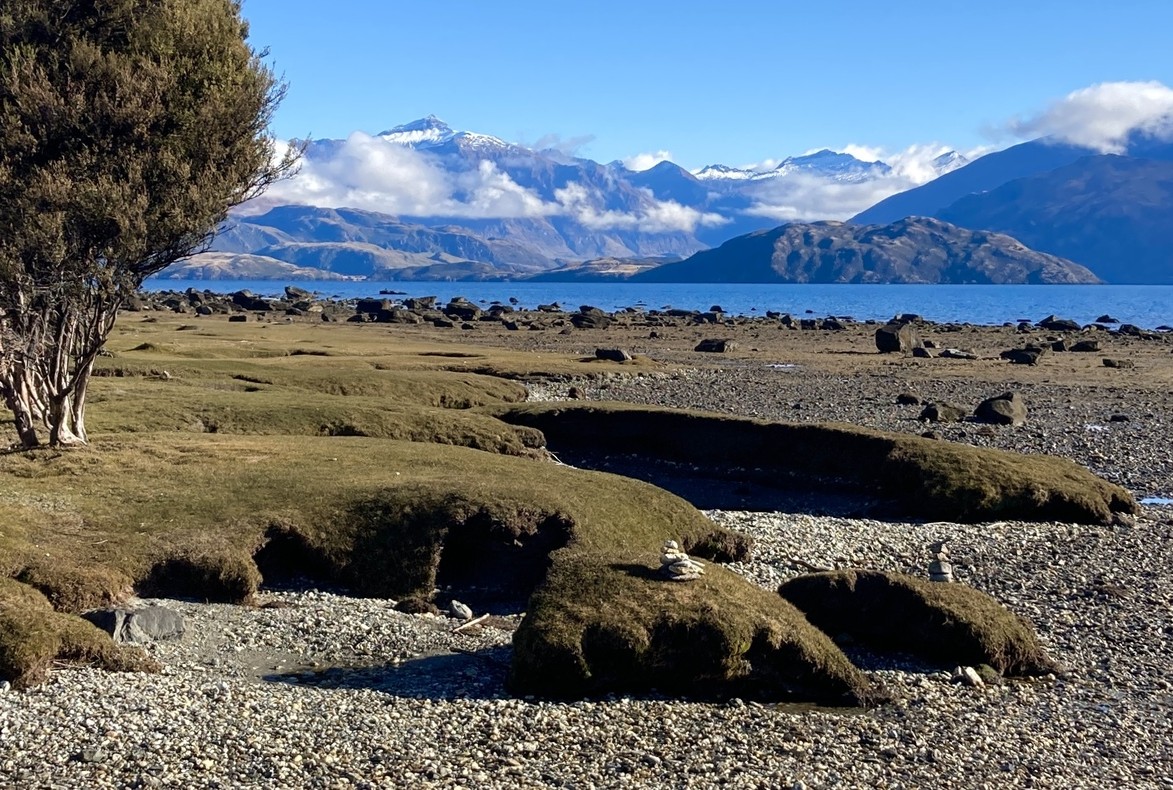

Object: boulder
[594,348,633,362]
[896,393,922,405]
[231,290,272,312]
[356,298,392,315]
[1037,315,1080,332]
[918,402,967,423]
[1000,348,1045,365]
[570,312,612,329]
[939,348,978,360]
[1103,358,1135,369]
[778,570,1058,676]
[874,322,921,353]
[975,392,1027,426]
[445,300,482,321]
[81,605,185,644]
[284,285,312,301]
[694,338,737,353]
[404,296,437,311]
[1070,339,1101,352]
[1095,314,1119,324]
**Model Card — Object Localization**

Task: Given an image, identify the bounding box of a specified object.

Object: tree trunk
[1,294,114,449]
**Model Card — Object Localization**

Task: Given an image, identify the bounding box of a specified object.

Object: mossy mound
[498,402,1136,524]
[778,570,1058,676]
[511,551,881,705]
[0,435,733,606]
[0,578,159,689]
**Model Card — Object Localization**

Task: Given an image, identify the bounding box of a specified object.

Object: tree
[0,0,299,447]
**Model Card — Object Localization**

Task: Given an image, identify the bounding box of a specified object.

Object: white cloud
[554,183,726,234]
[742,172,913,223]
[621,150,675,172]
[1007,80,1173,153]
[265,132,557,219]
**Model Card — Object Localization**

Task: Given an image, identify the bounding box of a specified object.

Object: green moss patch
[497,402,1136,524]
[511,551,881,705]
[0,578,159,689]
[778,570,1058,676]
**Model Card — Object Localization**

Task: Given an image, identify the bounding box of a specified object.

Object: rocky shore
[3,303,1173,788]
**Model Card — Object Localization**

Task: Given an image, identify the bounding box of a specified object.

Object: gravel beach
[3,316,1173,789]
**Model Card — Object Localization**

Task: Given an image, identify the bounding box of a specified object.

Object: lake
[145,280,1173,329]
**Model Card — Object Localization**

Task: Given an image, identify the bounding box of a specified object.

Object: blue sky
[241,0,1173,169]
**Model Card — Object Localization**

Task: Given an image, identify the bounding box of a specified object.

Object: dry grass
[497,402,1137,524]
[778,570,1059,676]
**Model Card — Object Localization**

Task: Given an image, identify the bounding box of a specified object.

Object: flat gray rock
[82,605,186,644]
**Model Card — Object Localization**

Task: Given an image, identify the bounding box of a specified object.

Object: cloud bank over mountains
[1007,81,1173,154]
[264,81,1173,232]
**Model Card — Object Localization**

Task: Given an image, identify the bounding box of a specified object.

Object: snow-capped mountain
[695,148,965,184]
[219,116,976,280]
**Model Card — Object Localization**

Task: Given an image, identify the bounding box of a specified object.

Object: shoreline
[3,314,1172,787]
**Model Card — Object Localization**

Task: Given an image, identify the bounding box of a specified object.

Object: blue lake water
[145,280,1173,329]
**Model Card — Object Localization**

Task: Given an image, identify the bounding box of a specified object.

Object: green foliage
[0,0,298,446]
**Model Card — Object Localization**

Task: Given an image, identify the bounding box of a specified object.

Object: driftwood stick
[452,613,490,633]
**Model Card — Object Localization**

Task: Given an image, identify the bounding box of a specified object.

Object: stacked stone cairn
[659,540,705,582]
[928,540,954,583]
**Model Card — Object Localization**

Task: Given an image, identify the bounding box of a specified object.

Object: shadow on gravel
[261,646,511,700]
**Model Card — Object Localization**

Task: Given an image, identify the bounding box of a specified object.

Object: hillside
[631,217,1100,284]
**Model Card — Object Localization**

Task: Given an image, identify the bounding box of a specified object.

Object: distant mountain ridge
[850,133,1173,282]
[631,217,1099,284]
[203,116,966,279]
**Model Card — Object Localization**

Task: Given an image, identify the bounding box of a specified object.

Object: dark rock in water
[1037,315,1080,332]
[919,402,967,423]
[975,392,1027,426]
[896,393,922,405]
[875,322,921,353]
[894,313,923,324]
[595,348,633,362]
[778,570,1058,676]
[1103,358,1135,369]
[709,305,724,313]
[82,605,185,644]
[1071,339,1101,352]
[1096,314,1120,324]
[694,338,737,353]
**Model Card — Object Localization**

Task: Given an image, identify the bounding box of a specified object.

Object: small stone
[954,666,984,687]
[448,600,474,620]
[79,746,106,764]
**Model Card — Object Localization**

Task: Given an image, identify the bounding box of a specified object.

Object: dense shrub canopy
[0,0,298,446]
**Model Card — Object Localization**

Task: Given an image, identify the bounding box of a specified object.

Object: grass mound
[0,435,731,604]
[511,551,881,705]
[778,570,1058,676]
[0,578,159,689]
[498,402,1136,524]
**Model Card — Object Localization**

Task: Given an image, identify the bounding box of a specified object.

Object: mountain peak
[378,115,456,145]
